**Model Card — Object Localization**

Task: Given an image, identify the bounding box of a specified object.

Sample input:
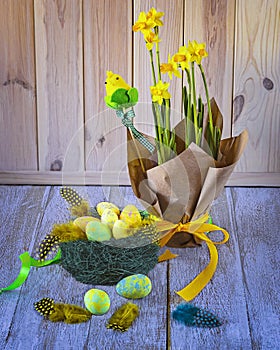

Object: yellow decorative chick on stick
[104,70,154,170]
[105,71,131,96]
[104,71,138,110]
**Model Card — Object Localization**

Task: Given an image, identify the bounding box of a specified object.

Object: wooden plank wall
[0,0,279,185]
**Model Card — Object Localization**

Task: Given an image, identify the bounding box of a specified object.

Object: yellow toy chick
[105,71,131,96]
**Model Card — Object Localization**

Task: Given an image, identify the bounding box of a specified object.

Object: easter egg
[116,274,152,299]
[96,202,120,216]
[86,221,112,242]
[112,220,132,239]
[101,209,118,229]
[84,289,110,315]
[74,216,100,232]
[120,205,142,228]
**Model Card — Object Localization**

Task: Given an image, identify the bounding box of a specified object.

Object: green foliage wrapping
[59,239,160,285]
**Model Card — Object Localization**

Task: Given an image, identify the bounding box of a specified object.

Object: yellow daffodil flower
[160,54,181,80]
[133,12,154,33]
[173,46,191,70]
[186,40,208,65]
[146,7,164,27]
[150,80,171,105]
[144,31,161,51]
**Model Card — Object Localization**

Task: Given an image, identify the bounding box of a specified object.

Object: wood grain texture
[184,0,235,139]
[0,0,37,170]
[0,171,280,186]
[169,189,252,349]
[231,187,280,349]
[34,0,84,172]
[133,0,184,136]
[75,186,168,349]
[84,0,132,172]
[1,186,168,349]
[0,0,279,185]
[3,187,92,350]
[0,186,50,349]
[0,186,280,349]
[233,0,280,172]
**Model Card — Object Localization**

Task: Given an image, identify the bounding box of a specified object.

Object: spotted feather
[172,303,222,328]
[60,187,84,207]
[37,234,60,261]
[34,297,55,316]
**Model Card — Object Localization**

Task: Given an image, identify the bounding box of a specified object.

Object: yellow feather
[105,70,131,96]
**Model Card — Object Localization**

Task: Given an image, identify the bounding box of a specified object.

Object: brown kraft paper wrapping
[127,100,248,248]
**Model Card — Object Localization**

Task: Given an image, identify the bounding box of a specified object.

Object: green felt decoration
[105,87,138,110]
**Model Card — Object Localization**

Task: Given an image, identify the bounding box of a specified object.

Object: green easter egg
[84,289,110,315]
[74,216,100,232]
[86,221,112,242]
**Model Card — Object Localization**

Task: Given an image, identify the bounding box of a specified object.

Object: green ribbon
[116,109,155,153]
[0,250,61,294]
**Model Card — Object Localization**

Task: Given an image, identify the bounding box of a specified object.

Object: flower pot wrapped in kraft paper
[127,100,248,248]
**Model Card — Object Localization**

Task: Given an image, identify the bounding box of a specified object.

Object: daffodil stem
[154,26,161,81]
[156,43,161,81]
[149,50,157,86]
[154,102,164,163]
[191,62,199,144]
[184,69,192,148]
[199,64,213,136]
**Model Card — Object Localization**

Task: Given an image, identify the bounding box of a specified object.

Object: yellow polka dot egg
[84,289,110,315]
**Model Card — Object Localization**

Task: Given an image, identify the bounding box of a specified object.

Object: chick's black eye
[116,77,119,80]
[105,82,107,84]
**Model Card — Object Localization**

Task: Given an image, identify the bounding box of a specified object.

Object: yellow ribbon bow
[157,213,229,301]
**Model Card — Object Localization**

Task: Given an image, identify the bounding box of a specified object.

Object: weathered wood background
[0,186,279,349]
[0,0,279,185]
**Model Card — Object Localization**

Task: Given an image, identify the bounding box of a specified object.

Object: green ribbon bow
[0,250,61,294]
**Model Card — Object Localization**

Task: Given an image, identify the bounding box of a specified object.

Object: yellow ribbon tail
[175,240,218,301]
[156,213,230,301]
[158,249,178,263]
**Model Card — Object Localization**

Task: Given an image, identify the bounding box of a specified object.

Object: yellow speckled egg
[96,202,120,216]
[86,221,112,242]
[84,289,110,315]
[101,209,118,229]
[120,205,142,228]
[73,216,100,232]
[112,220,132,239]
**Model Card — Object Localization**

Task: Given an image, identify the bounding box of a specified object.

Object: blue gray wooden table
[0,186,279,350]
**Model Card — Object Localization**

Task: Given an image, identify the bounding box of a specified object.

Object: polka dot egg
[116,274,152,299]
[84,289,110,315]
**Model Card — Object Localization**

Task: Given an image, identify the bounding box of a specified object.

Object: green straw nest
[59,236,160,285]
